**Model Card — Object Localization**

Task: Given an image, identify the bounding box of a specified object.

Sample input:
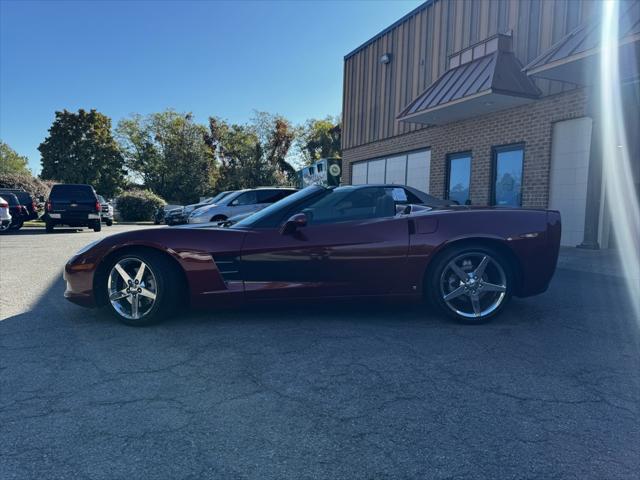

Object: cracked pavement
[1,225,639,479]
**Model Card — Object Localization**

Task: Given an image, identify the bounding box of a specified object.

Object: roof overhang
[398,89,537,125]
[524,33,640,85]
[397,45,540,126]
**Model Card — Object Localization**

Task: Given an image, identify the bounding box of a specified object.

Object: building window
[492,145,524,207]
[446,153,471,205]
[350,150,431,193]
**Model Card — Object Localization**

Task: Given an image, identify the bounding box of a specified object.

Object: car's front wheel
[105,251,182,326]
[427,245,512,324]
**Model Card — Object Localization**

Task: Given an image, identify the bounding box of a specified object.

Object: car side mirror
[280,212,307,235]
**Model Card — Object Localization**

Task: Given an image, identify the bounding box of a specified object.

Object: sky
[0,0,424,173]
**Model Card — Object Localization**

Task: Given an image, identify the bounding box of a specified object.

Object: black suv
[45,184,102,233]
[0,188,39,228]
[1,193,30,231]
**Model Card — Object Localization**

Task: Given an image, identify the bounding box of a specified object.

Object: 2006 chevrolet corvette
[64,184,561,326]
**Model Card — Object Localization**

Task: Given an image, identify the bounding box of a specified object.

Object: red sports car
[64,185,561,326]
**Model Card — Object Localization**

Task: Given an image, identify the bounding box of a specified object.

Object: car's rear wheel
[93,221,101,232]
[0,222,10,234]
[105,219,113,226]
[211,215,227,222]
[10,220,23,231]
[427,245,512,324]
[105,252,181,326]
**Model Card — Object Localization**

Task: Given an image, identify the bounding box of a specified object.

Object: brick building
[341,0,639,248]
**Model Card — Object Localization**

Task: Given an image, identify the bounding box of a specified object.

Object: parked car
[44,184,102,233]
[167,191,235,226]
[64,184,561,326]
[164,207,187,226]
[153,204,182,225]
[188,188,297,224]
[1,193,29,230]
[97,195,114,226]
[0,196,12,233]
[0,188,39,225]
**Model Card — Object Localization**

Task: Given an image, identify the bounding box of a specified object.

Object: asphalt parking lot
[1,225,638,479]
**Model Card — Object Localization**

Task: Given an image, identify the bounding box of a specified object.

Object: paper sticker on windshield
[392,188,407,202]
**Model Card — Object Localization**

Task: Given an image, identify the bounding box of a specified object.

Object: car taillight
[0,201,7,208]
[46,201,53,212]
[95,201,102,212]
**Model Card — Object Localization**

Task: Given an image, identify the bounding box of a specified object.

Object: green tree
[205,113,296,191]
[296,116,342,165]
[38,109,125,196]
[117,110,216,203]
[0,141,31,175]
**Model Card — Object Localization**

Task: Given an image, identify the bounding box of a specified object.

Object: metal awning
[397,49,540,126]
[523,2,640,85]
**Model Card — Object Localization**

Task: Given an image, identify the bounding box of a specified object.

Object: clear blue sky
[0,0,423,173]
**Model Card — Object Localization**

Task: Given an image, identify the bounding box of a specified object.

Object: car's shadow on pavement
[2,269,638,479]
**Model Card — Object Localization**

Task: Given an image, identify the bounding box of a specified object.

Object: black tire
[10,221,23,231]
[210,215,227,222]
[426,244,513,324]
[45,222,54,233]
[93,221,102,232]
[106,219,113,226]
[103,250,183,326]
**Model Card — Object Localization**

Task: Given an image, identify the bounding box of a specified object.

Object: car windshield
[50,185,95,201]
[232,185,326,228]
[207,191,232,204]
[97,195,106,203]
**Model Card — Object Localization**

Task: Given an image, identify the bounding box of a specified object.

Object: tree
[38,109,125,196]
[117,110,216,203]
[296,116,342,165]
[0,141,31,175]
[205,113,297,191]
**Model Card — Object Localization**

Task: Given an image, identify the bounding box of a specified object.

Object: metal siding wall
[342,0,592,150]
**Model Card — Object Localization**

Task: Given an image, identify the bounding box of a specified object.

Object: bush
[0,172,54,200]
[115,189,166,222]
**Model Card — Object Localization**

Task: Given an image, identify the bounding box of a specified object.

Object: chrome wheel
[440,252,507,319]
[107,257,158,320]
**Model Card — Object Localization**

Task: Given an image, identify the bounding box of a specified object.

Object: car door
[226,191,259,216]
[240,187,411,299]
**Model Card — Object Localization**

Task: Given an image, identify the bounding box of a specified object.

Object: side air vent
[212,255,241,282]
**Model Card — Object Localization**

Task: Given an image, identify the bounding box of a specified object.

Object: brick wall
[342,88,588,208]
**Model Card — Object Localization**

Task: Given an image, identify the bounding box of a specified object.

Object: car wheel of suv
[93,221,101,232]
[427,245,513,324]
[106,219,113,226]
[45,222,54,233]
[105,251,181,326]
